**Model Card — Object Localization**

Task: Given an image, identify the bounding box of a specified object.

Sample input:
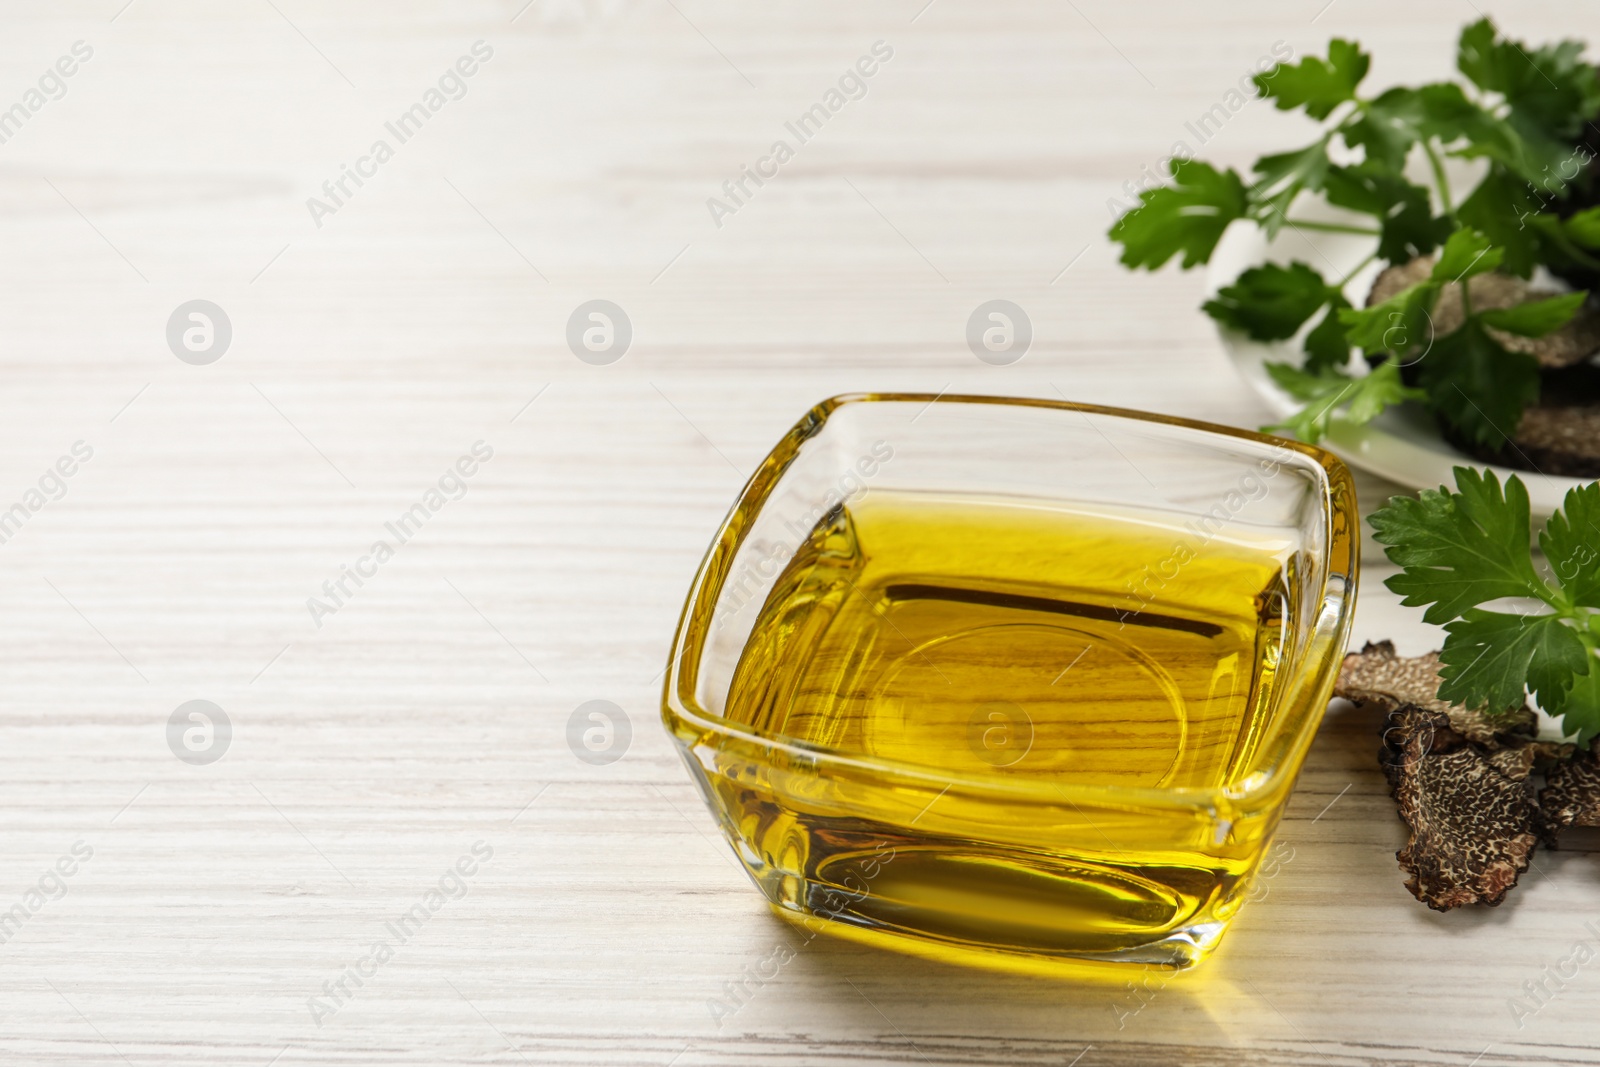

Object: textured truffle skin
[1379,704,1540,911]
[1338,642,1568,911]
[1452,403,1600,479]
[1338,640,1537,745]
[1541,747,1600,832]
[1364,256,1600,478]
[1366,257,1600,368]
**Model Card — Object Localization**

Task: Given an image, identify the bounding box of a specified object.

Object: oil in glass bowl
[720,489,1289,963]
[662,395,1356,975]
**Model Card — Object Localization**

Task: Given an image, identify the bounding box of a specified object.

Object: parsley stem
[1343,250,1379,285]
[1285,219,1381,237]
[1422,140,1454,217]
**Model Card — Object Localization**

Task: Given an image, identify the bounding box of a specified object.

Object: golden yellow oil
[716,488,1295,970]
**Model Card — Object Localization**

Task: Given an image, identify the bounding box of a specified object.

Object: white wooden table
[1,1,1592,1063]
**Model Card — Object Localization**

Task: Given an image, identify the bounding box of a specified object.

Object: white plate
[1206,220,1588,518]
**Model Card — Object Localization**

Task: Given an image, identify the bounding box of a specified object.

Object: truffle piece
[1343,642,1566,909]
[1338,640,1455,714]
[1343,644,1600,908]
[1489,404,1600,479]
[1486,741,1573,784]
[1541,747,1600,832]
[1380,703,1542,910]
[1365,257,1600,368]
[1446,365,1600,478]
[1337,640,1536,746]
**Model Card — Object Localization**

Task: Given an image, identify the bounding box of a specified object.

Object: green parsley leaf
[1302,293,1355,374]
[1265,360,1341,400]
[1477,291,1587,337]
[1345,359,1419,422]
[1263,359,1421,442]
[1262,368,1354,443]
[1456,168,1546,276]
[1339,277,1439,357]
[1322,164,1452,262]
[1108,159,1248,270]
[1341,86,1428,172]
[1254,39,1370,120]
[1478,116,1576,192]
[1369,467,1542,624]
[1377,193,1455,265]
[1370,468,1600,739]
[1411,80,1567,188]
[1320,163,1406,214]
[1338,83,1525,177]
[1265,360,1343,401]
[1250,139,1333,235]
[1554,665,1600,745]
[1203,262,1332,340]
[1202,261,1355,373]
[1417,319,1541,449]
[1431,227,1506,281]
[1439,609,1590,714]
[1563,206,1600,250]
[1541,481,1600,609]
[1458,18,1600,141]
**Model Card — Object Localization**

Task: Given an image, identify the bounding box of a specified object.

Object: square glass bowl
[661,394,1356,974]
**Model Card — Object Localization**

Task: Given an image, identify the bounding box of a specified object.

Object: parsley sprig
[1108,19,1600,448]
[1371,468,1600,742]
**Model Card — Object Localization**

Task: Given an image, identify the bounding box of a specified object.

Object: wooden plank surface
[0,1,1592,1063]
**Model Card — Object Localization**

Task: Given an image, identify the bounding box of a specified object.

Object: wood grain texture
[0,1,1592,1063]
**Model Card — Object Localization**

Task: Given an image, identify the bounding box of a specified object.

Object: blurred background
[0,2,1585,1065]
